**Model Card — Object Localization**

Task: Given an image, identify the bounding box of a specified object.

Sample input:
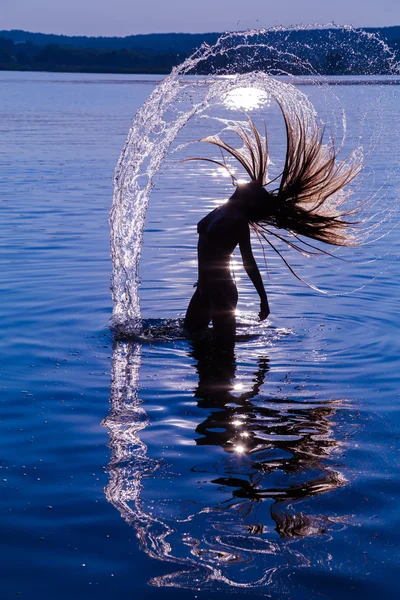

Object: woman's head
[230,181,277,222]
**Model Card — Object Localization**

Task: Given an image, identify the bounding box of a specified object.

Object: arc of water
[110,26,396,336]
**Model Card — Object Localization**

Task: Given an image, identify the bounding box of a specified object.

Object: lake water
[1,71,399,599]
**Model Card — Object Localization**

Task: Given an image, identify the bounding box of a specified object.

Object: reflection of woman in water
[190,337,347,540]
[184,107,362,337]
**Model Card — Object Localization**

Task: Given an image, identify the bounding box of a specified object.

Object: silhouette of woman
[184,181,271,337]
[184,107,362,337]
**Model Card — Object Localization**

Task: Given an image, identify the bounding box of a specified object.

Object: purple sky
[1,0,399,36]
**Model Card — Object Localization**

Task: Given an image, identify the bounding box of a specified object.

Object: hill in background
[0,28,399,75]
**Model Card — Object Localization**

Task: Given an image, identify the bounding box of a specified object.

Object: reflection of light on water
[234,444,246,454]
[230,258,242,284]
[231,259,241,271]
[224,87,272,111]
[211,165,233,179]
[210,167,247,185]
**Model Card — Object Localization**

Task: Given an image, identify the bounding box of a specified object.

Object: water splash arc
[109,26,396,336]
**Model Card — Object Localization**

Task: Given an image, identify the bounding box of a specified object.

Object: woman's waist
[198,256,232,273]
[198,270,235,288]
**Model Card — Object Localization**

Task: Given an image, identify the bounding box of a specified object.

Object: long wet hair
[185,101,363,284]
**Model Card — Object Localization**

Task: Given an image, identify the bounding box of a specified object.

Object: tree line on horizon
[0,28,399,75]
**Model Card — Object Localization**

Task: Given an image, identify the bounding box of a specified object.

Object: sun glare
[224,87,271,111]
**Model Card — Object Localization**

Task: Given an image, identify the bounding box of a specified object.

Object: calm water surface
[0,71,399,599]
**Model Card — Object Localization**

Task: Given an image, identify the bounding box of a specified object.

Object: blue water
[1,71,399,599]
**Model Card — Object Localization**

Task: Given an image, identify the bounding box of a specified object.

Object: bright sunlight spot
[224,87,271,111]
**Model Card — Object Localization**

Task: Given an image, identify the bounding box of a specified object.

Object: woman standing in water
[184,181,271,336]
[184,107,362,337]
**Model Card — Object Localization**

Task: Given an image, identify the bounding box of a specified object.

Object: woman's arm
[238,223,270,320]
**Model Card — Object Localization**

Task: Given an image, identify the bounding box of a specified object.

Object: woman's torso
[197,204,245,287]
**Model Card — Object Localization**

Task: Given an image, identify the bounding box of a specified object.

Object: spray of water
[110,25,398,336]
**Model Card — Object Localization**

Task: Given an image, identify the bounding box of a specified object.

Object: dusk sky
[1,0,400,36]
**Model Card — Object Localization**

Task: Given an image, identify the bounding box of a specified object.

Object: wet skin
[184,184,270,336]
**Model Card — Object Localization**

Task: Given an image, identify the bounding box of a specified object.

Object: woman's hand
[259,300,270,321]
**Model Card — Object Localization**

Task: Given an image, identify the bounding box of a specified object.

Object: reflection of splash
[103,338,350,590]
[103,342,184,568]
[103,342,148,522]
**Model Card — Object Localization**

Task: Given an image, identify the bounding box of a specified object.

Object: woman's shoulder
[197,204,246,235]
[197,207,218,233]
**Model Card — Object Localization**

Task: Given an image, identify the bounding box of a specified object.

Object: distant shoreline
[0,65,172,75]
[1,28,399,77]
